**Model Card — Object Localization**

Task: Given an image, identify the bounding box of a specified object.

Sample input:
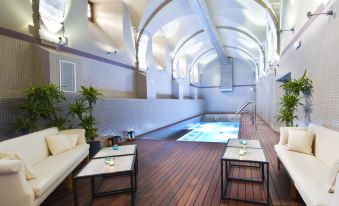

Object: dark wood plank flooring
[42,114,305,206]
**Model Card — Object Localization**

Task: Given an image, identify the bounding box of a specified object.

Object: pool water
[177,122,240,143]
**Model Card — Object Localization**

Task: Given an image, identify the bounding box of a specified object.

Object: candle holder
[112,144,119,150]
[104,157,115,166]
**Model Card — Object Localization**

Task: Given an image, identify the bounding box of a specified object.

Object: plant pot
[88,140,101,158]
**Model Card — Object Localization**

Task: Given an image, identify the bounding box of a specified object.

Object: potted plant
[277,70,313,126]
[69,86,103,157]
[15,84,67,134]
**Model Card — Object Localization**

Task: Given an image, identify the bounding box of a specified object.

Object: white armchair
[0,160,34,206]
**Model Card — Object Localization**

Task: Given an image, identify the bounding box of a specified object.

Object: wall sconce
[293,40,301,50]
[106,51,117,56]
[307,10,334,18]
[280,28,294,33]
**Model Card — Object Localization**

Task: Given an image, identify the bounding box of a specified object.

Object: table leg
[221,159,224,199]
[131,173,135,206]
[267,163,270,205]
[261,163,265,183]
[136,149,139,174]
[91,177,96,197]
[73,179,78,206]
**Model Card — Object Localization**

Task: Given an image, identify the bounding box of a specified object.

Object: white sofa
[275,123,339,206]
[0,127,89,206]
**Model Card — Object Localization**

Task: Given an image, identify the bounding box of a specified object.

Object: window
[88,1,94,22]
[60,60,76,92]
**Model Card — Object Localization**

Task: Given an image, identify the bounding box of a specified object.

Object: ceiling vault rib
[173,26,265,65]
[172,29,204,59]
[135,0,173,69]
[189,45,258,74]
[188,48,215,71]
[189,0,228,65]
[254,0,280,53]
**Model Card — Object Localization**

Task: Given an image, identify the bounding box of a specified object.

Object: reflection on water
[177,122,240,143]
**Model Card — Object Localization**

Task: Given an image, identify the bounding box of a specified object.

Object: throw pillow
[279,127,307,145]
[0,152,37,180]
[62,133,79,148]
[287,130,315,155]
[45,134,72,155]
[328,160,339,193]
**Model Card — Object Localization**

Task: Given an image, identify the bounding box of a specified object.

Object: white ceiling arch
[135,0,279,82]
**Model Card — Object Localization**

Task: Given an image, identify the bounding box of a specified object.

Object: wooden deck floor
[42,115,305,206]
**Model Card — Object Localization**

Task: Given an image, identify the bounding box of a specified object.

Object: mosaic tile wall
[0,34,205,140]
[257,1,339,131]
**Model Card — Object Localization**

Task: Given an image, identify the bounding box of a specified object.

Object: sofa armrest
[331,173,339,206]
[0,160,21,174]
[59,128,87,145]
[0,160,34,206]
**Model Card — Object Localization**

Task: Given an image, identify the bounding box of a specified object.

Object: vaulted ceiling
[125,0,279,81]
[103,0,280,84]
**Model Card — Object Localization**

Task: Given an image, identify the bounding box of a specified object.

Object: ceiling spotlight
[307,10,334,18]
[280,28,295,33]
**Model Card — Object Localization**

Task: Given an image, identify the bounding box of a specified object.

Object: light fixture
[280,28,294,33]
[106,51,117,56]
[307,10,334,18]
[293,40,301,50]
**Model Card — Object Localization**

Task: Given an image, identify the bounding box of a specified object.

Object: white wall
[257,0,339,131]
[280,0,329,51]
[202,58,256,112]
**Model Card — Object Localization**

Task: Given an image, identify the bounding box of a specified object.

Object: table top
[75,155,134,178]
[222,147,267,163]
[93,145,136,158]
[227,139,261,149]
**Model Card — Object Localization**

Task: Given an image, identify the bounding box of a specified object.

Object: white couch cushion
[59,129,86,145]
[275,144,333,206]
[279,127,307,145]
[28,144,89,197]
[64,134,79,148]
[45,134,72,155]
[287,130,315,155]
[0,128,58,165]
[308,124,339,168]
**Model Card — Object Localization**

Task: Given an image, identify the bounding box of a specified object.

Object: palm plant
[15,84,67,134]
[79,86,103,115]
[277,94,299,126]
[277,70,313,126]
[69,86,103,141]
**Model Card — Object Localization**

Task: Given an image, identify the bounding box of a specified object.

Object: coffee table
[73,155,137,206]
[221,146,269,205]
[227,139,262,149]
[93,145,138,173]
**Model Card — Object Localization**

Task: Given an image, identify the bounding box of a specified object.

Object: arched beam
[136,0,173,69]
[187,48,216,72]
[254,0,280,52]
[173,26,264,68]
[172,29,204,59]
[187,46,259,76]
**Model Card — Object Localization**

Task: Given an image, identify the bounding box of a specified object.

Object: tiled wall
[0,34,205,140]
[0,35,40,97]
[257,1,339,131]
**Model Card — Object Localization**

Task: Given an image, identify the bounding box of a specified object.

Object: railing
[235,100,256,128]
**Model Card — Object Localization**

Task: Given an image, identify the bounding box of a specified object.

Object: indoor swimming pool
[176,121,240,143]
